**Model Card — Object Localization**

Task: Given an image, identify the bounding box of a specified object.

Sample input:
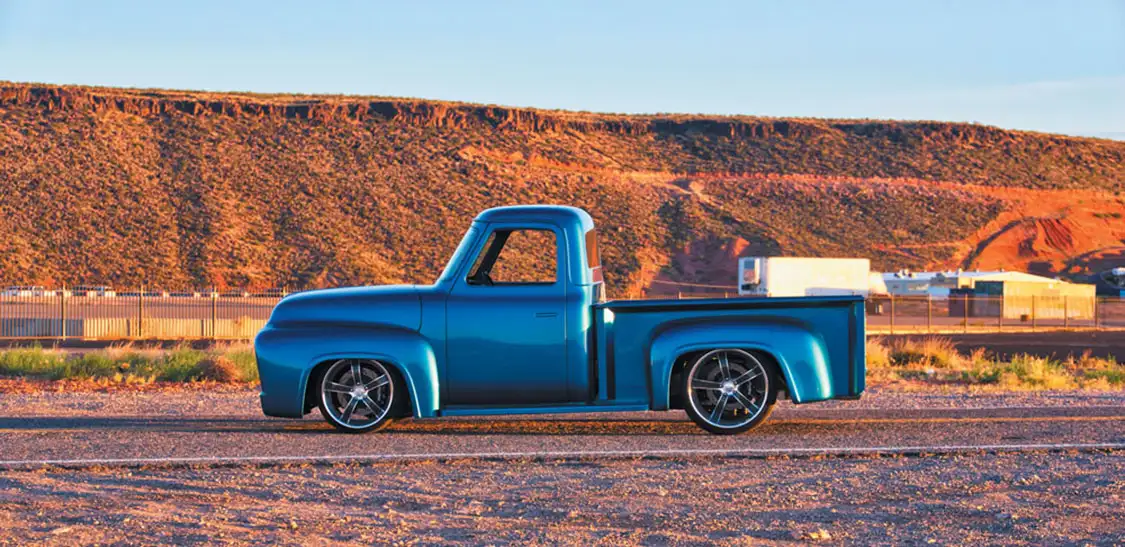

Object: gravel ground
[1,387,1122,545]
[0,452,1121,545]
[2,385,1123,418]
[2,386,1122,467]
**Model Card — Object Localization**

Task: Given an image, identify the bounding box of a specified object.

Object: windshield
[435,222,483,285]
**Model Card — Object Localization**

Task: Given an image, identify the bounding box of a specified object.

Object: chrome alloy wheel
[319,359,394,431]
[686,349,771,431]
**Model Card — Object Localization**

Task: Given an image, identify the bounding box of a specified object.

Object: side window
[467,229,558,285]
[585,229,599,268]
[585,229,604,284]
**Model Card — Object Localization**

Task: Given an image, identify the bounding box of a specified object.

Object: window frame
[584,229,604,284]
[463,225,563,287]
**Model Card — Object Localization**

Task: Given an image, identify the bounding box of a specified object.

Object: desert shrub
[221,345,260,383]
[861,337,1122,391]
[1066,352,1124,387]
[0,346,68,379]
[996,354,1077,390]
[0,344,258,383]
[865,338,892,369]
[155,347,209,382]
[197,356,240,383]
[64,353,122,379]
[886,336,963,369]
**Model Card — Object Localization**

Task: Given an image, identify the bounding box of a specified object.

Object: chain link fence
[0,288,285,340]
[865,294,1125,334]
[2,286,1122,341]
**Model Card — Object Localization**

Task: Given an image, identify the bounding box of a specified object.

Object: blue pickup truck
[255,205,865,435]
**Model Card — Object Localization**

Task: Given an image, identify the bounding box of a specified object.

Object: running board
[438,403,650,417]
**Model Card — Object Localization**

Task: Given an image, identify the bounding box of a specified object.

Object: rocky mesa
[1,83,1123,295]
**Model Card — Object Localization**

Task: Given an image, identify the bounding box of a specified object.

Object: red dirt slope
[0,83,1123,294]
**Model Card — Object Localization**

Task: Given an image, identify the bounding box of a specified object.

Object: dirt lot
[0,380,1121,544]
[0,452,1120,545]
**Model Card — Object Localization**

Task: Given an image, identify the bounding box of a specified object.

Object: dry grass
[2,336,1117,392]
[196,356,241,382]
[0,343,258,384]
[866,336,1123,390]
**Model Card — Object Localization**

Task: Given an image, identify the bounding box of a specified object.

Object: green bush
[0,345,259,383]
[0,346,69,379]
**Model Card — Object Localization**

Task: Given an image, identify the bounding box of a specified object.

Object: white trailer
[738,257,874,297]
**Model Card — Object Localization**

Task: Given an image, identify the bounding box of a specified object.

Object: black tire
[682,348,778,435]
[316,358,402,434]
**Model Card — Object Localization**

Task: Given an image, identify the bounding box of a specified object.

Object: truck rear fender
[256,326,439,418]
[649,321,832,409]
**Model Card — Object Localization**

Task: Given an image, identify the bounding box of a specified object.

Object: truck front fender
[649,320,833,409]
[255,325,439,418]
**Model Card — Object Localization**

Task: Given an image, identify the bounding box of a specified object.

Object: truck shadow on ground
[0,416,864,436]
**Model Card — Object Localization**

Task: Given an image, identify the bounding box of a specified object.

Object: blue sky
[1,0,1122,138]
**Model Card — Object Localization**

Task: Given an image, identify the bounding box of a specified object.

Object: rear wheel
[682,348,776,435]
[317,358,398,433]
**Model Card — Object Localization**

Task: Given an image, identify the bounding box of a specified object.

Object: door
[445,225,569,405]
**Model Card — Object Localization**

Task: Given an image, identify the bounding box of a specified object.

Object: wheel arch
[299,346,437,419]
[256,325,440,419]
[666,347,786,410]
[304,357,414,418]
[649,320,833,410]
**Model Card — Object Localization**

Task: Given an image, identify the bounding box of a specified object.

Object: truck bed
[591,295,865,407]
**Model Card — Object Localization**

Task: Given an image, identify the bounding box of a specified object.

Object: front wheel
[317,359,399,433]
[682,348,777,435]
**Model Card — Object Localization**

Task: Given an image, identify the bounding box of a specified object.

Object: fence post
[963,294,969,333]
[137,285,145,339]
[1031,296,1037,332]
[1096,297,1102,331]
[211,290,219,340]
[997,295,1003,332]
[59,286,67,339]
[889,295,895,335]
[926,296,932,333]
[1063,296,1069,329]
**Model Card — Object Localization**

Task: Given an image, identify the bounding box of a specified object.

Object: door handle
[535,312,558,318]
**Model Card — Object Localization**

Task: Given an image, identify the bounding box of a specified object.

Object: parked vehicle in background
[115,290,170,297]
[1095,267,1125,297]
[168,291,204,298]
[71,285,116,297]
[737,257,874,297]
[1,286,55,297]
[256,206,866,435]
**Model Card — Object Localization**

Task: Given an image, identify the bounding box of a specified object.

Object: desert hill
[1,83,1123,296]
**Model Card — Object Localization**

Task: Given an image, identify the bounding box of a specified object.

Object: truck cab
[255,205,866,435]
[435,206,602,406]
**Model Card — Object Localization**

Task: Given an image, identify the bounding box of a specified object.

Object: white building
[881,269,1058,297]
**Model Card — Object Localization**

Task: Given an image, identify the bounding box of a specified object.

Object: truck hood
[267,285,421,331]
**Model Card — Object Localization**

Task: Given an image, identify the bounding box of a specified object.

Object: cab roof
[474,205,595,231]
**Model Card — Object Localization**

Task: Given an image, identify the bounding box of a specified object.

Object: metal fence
[0,289,284,340]
[865,294,1125,334]
[2,287,1123,341]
